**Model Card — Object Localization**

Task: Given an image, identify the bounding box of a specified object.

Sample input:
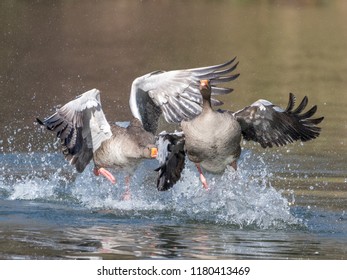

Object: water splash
[0,118,301,229]
[0,147,300,229]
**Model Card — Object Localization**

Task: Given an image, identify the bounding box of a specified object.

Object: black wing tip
[210,73,240,85]
[286,93,324,143]
[156,162,185,191]
[230,56,237,63]
[240,92,324,148]
[195,56,240,82]
[221,56,238,67]
[36,117,55,131]
[36,117,44,125]
[314,116,324,124]
[287,93,324,120]
[156,170,177,191]
[211,87,234,95]
[230,73,240,80]
[233,72,240,80]
[155,133,186,191]
[156,157,185,191]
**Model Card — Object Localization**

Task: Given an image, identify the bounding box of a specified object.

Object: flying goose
[37,88,158,199]
[156,80,324,190]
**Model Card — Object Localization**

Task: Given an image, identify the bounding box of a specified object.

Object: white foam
[1,151,300,229]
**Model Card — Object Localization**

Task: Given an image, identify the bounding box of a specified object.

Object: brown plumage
[37,89,157,198]
[92,118,156,173]
[181,80,242,189]
[156,80,324,190]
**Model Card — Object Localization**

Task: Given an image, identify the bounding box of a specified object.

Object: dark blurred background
[0,0,346,156]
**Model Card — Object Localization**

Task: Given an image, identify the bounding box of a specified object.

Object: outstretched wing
[155,131,186,191]
[233,93,324,148]
[130,57,240,134]
[37,88,112,172]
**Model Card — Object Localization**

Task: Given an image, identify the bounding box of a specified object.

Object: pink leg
[122,175,132,201]
[93,167,116,184]
[196,163,208,190]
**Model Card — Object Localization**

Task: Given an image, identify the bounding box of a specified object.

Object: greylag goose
[128,57,240,190]
[156,80,324,190]
[37,58,239,194]
[129,57,240,134]
[37,88,158,198]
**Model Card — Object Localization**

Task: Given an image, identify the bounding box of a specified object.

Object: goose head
[143,144,158,159]
[199,79,212,101]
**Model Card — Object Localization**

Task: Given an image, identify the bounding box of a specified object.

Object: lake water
[0,0,346,259]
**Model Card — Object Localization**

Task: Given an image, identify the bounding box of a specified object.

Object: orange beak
[150,147,158,158]
[200,79,209,87]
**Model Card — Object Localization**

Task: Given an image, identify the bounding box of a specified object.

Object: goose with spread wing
[129,57,240,134]
[37,88,158,199]
[156,80,324,190]
[37,58,239,194]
